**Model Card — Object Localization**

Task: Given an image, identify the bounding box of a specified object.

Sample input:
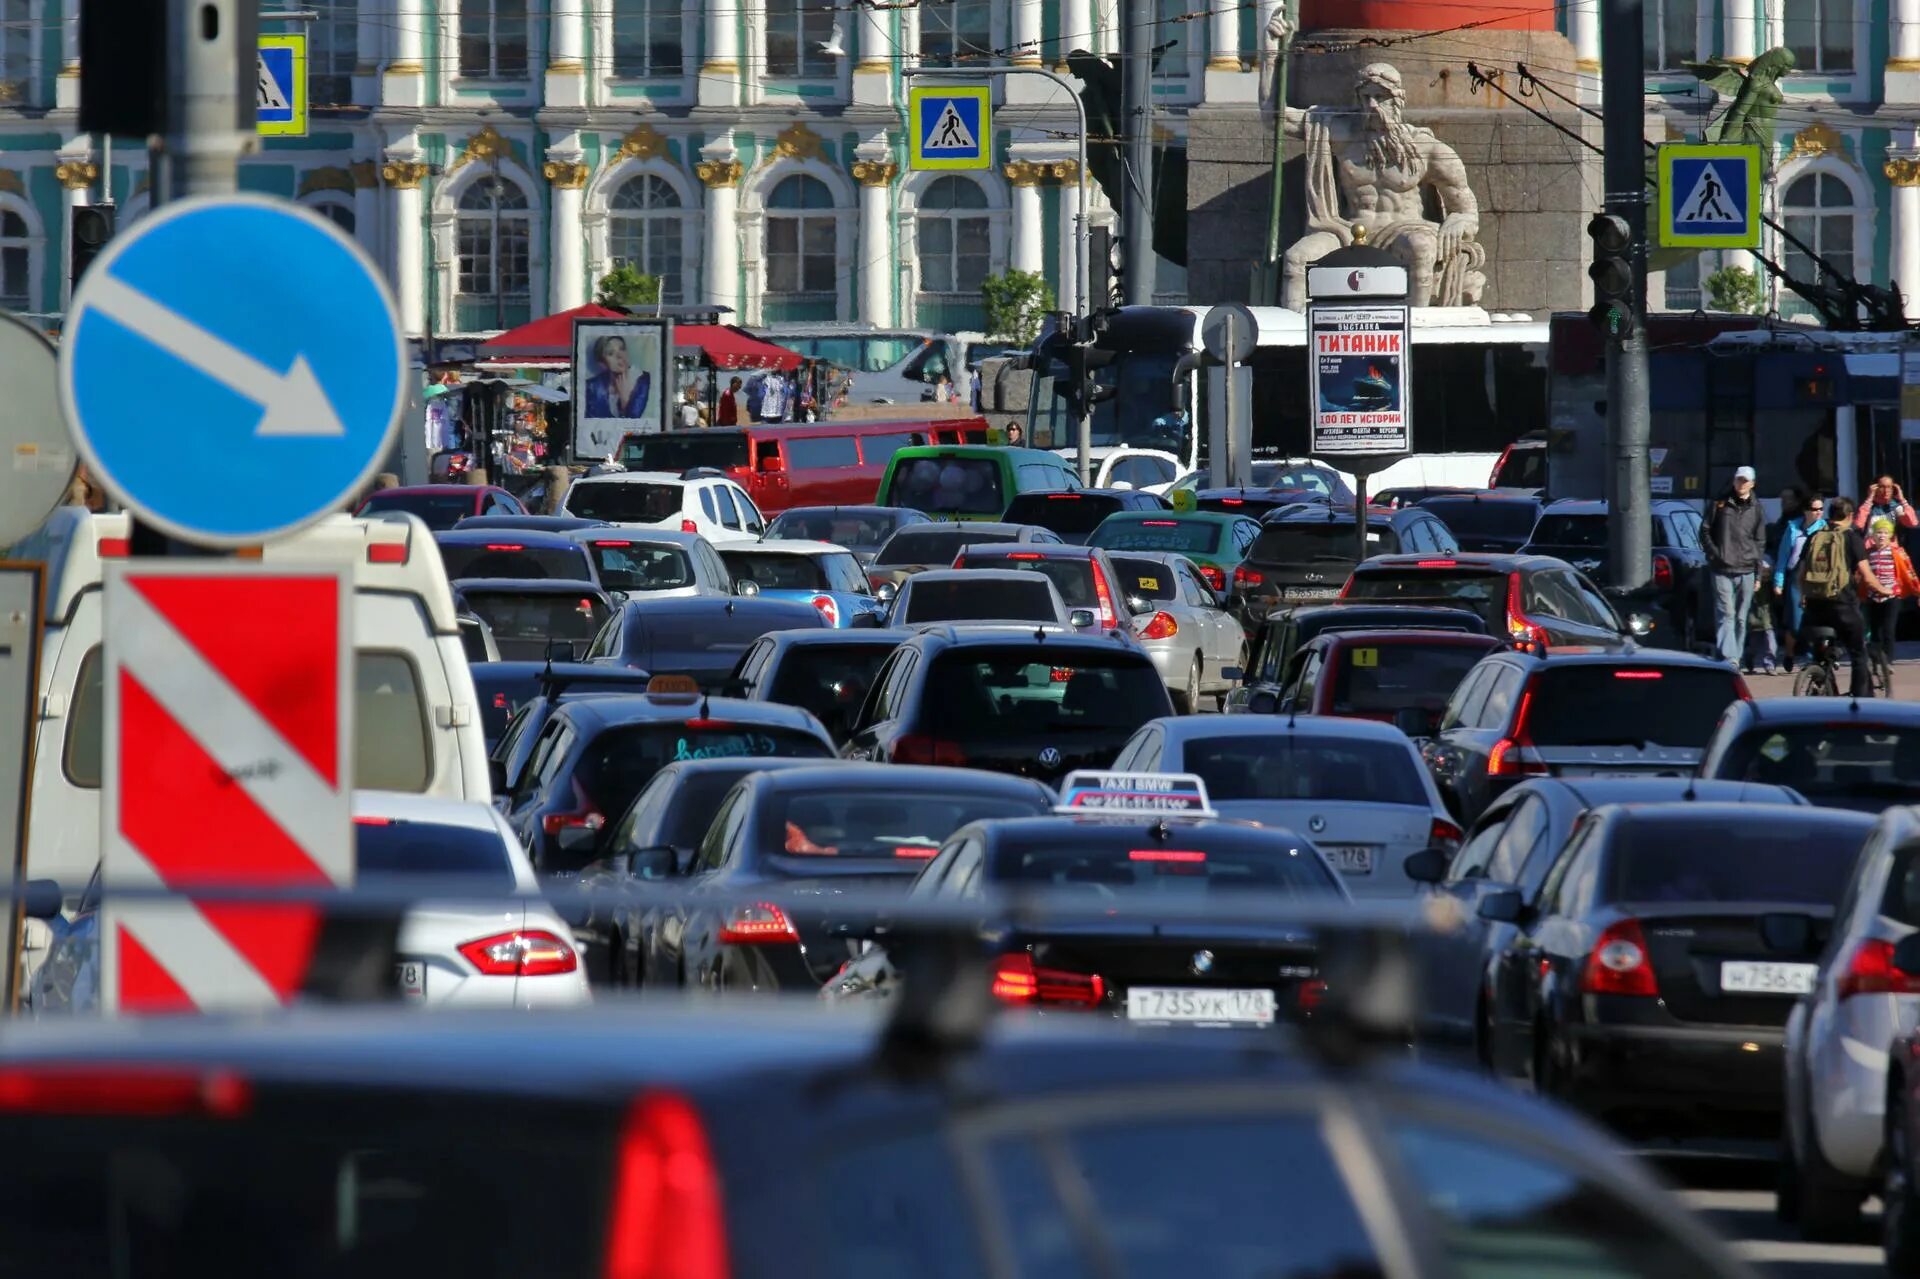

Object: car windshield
[875,525,1012,566]
[770,788,1040,864]
[766,645,897,735]
[1721,724,1920,804]
[576,724,831,820]
[1090,519,1220,555]
[566,482,683,524]
[991,834,1342,895]
[1198,494,1309,519]
[1179,734,1428,806]
[1110,556,1179,602]
[722,551,829,591]
[887,456,1005,516]
[1250,521,1382,565]
[355,820,514,889]
[1526,665,1741,749]
[1342,569,1508,625]
[616,433,749,472]
[1002,494,1124,536]
[437,542,591,582]
[582,541,695,592]
[767,510,901,551]
[900,577,1059,624]
[358,491,474,530]
[1421,500,1540,540]
[1330,642,1493,715]
[922,649,1165,735]
[961,554,1097,608]
[459,591,610,647]
[1610,815,1862,906]
[1528,515,1662,550]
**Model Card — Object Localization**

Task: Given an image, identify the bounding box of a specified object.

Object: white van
[17,510,489,892]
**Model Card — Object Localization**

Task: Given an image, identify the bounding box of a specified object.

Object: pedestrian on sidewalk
[1864,516,1920,672]
[1773,492,1826,673]
[1705,465,1768,667]
[716,376,742,426]
[1798,495,1874,697]
[1854,475,1920,532]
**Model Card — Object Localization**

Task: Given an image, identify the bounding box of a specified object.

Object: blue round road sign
[60,194,406,546]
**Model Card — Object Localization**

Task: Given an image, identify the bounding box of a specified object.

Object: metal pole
[1120,0,1155,306]
[166,0,249,199]
[1602,0,1651,591]
[1263,0,1296,297]
[1355,471,1369,565]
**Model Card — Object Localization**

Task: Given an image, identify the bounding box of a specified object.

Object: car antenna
[1034,625,1046,643]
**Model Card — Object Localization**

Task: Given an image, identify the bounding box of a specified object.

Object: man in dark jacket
[1705,465,1768,666]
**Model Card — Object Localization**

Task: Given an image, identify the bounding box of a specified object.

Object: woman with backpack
[1797,495,1875,697]
[1773,494,1826,672]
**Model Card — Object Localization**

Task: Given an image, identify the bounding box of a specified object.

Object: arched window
[0,206,30,311]
[455,175,532,330]
[764,175,836,319]
[308,196,356,235]
[1782,172,1854,294]
[915,176,990,296]
[608,175,684,303]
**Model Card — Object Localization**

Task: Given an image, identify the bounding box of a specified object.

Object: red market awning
[474,303,625,361]
[676,324,801,371]
[476,306,801,372]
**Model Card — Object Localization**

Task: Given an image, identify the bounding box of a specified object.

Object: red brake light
[543,806,605,836]
[717,901,799,945]
[681,518,699,533]
[1430,817,1463,851]
[484,543,525,552]
[1006,551,1044,560]
[0,1067,253,1117]
[1652,553,1674,590]
[1129,849,1206,862]
[1046,494,1080,500]
[1091,563,1118,628]
[1140,610,1179,641]
[892,733,968,766]
[1232,565,1264,588]
[893,843,939,859]
[367,541,408,564]
[1837,938,1920,1000]
[1580,919,1658,997]
[1141,520,1179,527]
[1487,687,1547,777]
[457,929,579,977]
[594,540,633,548]
[97,536,130,558]
[352,815,393,826]
[1196,564,1225,591]
[990,952,1106,1008]
[809,594,841,627]
[1218,497,1245,506]
[493,692,511,709]
[1613,670,1663,680]
[1416,559,1457,568]
[603,1093,729,1279]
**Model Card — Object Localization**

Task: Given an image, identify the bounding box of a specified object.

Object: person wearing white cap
[1705,464,1768,667]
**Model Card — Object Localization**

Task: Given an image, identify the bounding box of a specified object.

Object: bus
[1025,306,1552,491]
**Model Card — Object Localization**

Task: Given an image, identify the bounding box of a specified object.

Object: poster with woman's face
[571,319,672,461]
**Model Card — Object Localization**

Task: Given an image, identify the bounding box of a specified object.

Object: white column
[56,5,79,109]
[1889,150,1920,322]
[1006,162,1045,276]
[383,156,427,336]
[1892,0,1920,103]
[1092,0,1118,56]
[1203,0,1256,101]
[1724,0,1757,64]
[353,0,382,103]
[701,0,742,106]
[1571,0,1600,74]
[546,154,588,312]
[1055,0,1090,65]
[1056,167,1082,312]
[546,0,586,107]
[852,1,893,105]
[697,146,743,313]
[853,156,896,325]
[385,0,427,107]
[1012,0,1043,64]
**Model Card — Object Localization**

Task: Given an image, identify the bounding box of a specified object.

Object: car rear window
[767,510,901,550]
[923,649,1165,735]
[1721,724,1920,807]
[1251,464,1352,500]
[1110,556,1178,602]
[1002,493,1122,536]
[990,834,1341,894]
[1528,515,1662,550]
[766,645,898,731]
[1089,519,1219,555]
[1330,642,1493,714]
[1179,734,1427,807]
[459,590,611,647]
[875,525,1012,566]
[721,550,829,591]
[357,491,475,530]
[566,481,683,524]
[1249,521,1383,565]
[770,788,1042,864]
[1342,568,1508,623]
[1879,840,1920,927]
[356,819,514,888]
[960,554,1097,608]
[1525,665,1742,749]
[1198,494,1307,520]
[900,577,1059,624]
[887,456,1005,516]
[1419,499,1540,540]
[1493,444,1547,489]
[582,540,694,592]
[437,541,591,582]
[576,724,831,819]
[1610,815,1863,906]
[617,432,749,471]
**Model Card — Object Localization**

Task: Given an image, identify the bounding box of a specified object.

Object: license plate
[1284,587,1341,600]
[1720,960,1817,996]
[1125,987,1275,1025]
[1322,845,1375,875]
[394,960,427,999]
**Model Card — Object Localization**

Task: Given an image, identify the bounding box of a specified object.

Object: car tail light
[1049,667,1075,682]
[1139,610,1179,641]
[457,929,579,977]
[1734,674,1754,701]
[1652,554,1674,590]
[1580,919,1658,997]
[990,952,1106,1008]
[543,810,604,836]
[893,843,939,860]
[97,536,130,558]
[603,1092,729,1279]
[809,594,841,627]
[892,733,967,766]
[681,518,699,534]
[1196,563,1226,591]
[1297,979,1329,1010]
[1232,565,1264,588]
[1142,520,1179,527]
[353,815,393,826]
[1430,817,1463,852]
[1837,938,1920,1000]
[485,543,525,552]
[367,541,408,564]
[1091,564,1119,628]
[1416,559,1459,568]
[1487,687,1548,778]
[717,901,799,945]
[493,692,511,709]
[1218,497,1246,506]
[0,1067,252,1117]
[1505,572,1548,651]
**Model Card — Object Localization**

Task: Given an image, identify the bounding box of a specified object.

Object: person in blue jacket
[1773,493,1826,673]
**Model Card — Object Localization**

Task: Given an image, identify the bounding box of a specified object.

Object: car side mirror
[487,758,508,794]
[1477,888,1524,924]
[735,579,760,596]
[1402,847,1450,885]
[23,878,62,920]
[1627,612,1654,637]
[1893,933,1920,977]
[1248,689,1279,715]
[875,581,897,605]
[1068,608,1097,629]
[630,845,677,881]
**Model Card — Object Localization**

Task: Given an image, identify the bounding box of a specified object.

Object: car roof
[973,814,1309,849]
[452,577,609,598]
[1514,646,1730,671]
[435,528,585,550]
[726,539,845,555]
[774,505,917,518]
[746,762,1054,798]
[645,756,823,784]
[907,568,1054,585]
[1101,510,1241,525]
[1597,801,1876,835]
[890,521,1038,538]
[1285,602,1485,624]
[1721,697,1920,727]
[368,485,492,498]
[351,791,502,830]
[763,627,912,650]
[616,595,821,623]
[571,528,707,548]
[889,444,1064,462]
[1260,505,1398,526]
[1417,492,1541,506]
[454,514,611,532]
[570,471,700,487]
[961,543,1102,560]
[1009,488,1138,501]
[911,625,1145,652]
[559,694,827,734]
[1155,713,1413,744]
[467,660,651,684]
[1540,497,1693,514]
[1508,776,1808,809]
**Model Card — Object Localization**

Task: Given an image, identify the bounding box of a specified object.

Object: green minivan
[875,445,1080,521]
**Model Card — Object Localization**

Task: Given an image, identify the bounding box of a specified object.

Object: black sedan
[469,660,653,755]
[725,627,908,744]
[585,594,829,691]
[451,578,615,661]
[1416,492,1543,555]
[1228,601,1488,713]
[1697,696,1920,813]
[1479,801,1875,1140]
[637,764,1055,992]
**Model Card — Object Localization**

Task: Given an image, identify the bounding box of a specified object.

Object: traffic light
[1587,212,1635,340]
[69,204,114,295]
[1060,315,1117,421]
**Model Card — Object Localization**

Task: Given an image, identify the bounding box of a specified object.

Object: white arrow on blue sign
[60,195,406,547]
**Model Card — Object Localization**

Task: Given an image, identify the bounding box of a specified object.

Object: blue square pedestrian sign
[257,34,308,138]
[1657,142,1761,249]
[909,85,991,172]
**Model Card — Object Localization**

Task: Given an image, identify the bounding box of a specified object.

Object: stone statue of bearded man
[1276,60,1486,309]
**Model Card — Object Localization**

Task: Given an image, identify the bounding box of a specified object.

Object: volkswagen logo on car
[1038,747,1062,769]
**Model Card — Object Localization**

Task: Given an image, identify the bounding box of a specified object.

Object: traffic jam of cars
[12,429,1920,1277]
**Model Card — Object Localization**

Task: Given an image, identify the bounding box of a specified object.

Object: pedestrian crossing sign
[909,85,991,171]
[257,34,308,138]
[1656,142,1761,249]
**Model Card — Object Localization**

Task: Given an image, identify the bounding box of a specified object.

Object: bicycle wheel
[1794,662,1835,697]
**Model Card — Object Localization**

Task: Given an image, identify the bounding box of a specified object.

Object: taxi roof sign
[1055,771,1216,817]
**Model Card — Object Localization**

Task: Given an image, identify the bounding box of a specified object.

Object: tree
[979,269,1055,345]
[597,263,662,307]
[1705,265,1763,314]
